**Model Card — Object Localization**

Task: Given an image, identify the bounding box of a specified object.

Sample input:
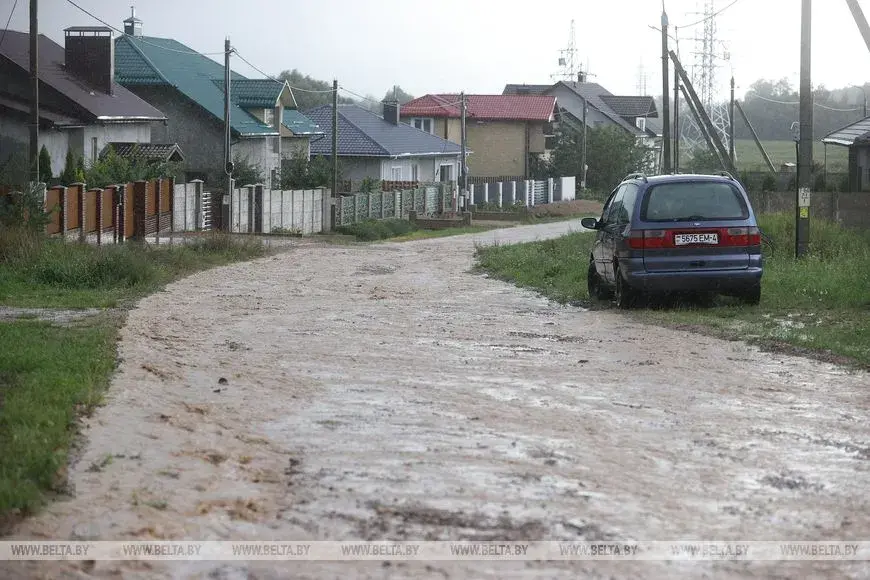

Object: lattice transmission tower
[682,0,733,161]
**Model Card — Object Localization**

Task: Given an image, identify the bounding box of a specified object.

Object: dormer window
[636,117,647,132]
[264,109,274,126]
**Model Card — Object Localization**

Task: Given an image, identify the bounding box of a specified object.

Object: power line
[234,50,340,94]
[678,0,741,28]
[0,0,19,50]
[64,0,225,55]
[746,92,862,112]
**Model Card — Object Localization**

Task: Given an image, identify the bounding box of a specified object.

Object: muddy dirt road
[5,219,870,579]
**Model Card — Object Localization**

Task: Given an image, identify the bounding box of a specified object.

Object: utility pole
[660,4,672,174]
[223,37,233,230]
[796,0,812,258]
[581,95,588,188]
[460,91,468,209]
[729,76,736,167]
[29,0,39,185]
[331,79,338,227]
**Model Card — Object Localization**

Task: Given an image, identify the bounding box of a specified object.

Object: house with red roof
[399,94,557,179]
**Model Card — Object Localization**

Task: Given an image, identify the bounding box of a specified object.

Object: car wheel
[587,260,611,301]
[739,285,761,306]
[614,266,639,309]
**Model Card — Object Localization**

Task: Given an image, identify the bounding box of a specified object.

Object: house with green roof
[113,9,322,187]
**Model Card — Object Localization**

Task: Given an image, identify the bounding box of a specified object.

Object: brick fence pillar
[133,180,147,240]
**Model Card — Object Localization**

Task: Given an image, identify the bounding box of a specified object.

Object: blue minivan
[581,172,763,308]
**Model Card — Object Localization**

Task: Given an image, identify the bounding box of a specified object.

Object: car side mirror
[580,217,599,230]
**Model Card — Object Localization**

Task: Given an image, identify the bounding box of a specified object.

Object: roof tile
[401,94,556,121]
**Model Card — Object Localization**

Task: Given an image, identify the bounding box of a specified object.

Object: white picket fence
[230,185,325,235]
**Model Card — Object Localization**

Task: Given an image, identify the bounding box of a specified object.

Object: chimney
[64,27,115,95]
[383,100,399,125]
[123,6,143,36]
[578,70,587,84]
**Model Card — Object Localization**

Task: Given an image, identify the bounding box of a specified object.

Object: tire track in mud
[2,219,869,579]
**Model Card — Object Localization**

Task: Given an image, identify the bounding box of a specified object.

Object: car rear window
[641,182,749,222]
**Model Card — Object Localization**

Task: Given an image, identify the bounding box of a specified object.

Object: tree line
[276,69,414,113]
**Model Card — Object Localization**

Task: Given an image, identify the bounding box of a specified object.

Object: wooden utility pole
[660,5,672,173]
[29,0,39,184]
[796,0,812,258]
[331,79,338,227]
[460,91,468,208]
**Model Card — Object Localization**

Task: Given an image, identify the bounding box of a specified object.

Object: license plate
[674,233,719,246]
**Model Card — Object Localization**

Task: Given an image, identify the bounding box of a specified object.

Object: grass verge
[475,213,870,368]
[0,230,266,308]
[0,229,266,525]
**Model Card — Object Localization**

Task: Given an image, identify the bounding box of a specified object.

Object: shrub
[336,218,418,241]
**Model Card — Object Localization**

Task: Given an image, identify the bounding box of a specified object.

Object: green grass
[731,139,847,172]
[0,320,116,521]
[0,228,267,524]
[475,214,870,367]
[0,229,266,308]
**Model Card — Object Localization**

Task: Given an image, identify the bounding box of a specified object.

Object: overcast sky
[7,0,870,103]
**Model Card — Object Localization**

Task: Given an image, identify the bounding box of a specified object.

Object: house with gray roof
[0,27,166,178]
[823,117,870,191]
[304,102,464,183]
[113,9,322,187]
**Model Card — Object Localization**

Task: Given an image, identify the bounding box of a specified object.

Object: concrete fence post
[192,179,204,231]
[510,181,517,206]
[254,184,265,233]
[484,183,490,205]
[395,190,401,218]
[380,191,385,219]
[470,184,475,208]
[367,191,373,218]
[547,178,554,204]
[497,182,504,208]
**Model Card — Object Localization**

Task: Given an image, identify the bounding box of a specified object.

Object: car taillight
[628,229,667,249]
[725,226,761,246]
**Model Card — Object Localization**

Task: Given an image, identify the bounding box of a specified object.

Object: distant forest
[661,78,869,142]
[277,69,414,113]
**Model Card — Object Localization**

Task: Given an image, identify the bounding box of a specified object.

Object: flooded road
[4,219,869,579]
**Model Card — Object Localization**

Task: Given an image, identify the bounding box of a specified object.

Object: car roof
[625,173,738,186]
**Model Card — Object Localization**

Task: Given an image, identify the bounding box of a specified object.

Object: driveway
[4,219,869,579]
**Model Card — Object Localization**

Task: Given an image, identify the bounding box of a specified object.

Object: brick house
[399,94,557,178]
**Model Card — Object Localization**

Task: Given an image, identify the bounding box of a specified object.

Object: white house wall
[0,115,70,176]
[82,123,152,166]
[379,156,460,182]
[235,137,281,189]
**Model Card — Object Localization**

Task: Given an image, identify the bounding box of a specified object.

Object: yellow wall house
[400,94,557,179]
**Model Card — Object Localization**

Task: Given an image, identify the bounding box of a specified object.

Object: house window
[439,164,453,183]
[264,108,274,126]
[391,166,403,181]
[636,117,647,132]
[411,164,419,182]
[411,118,433,134]
[91,137,98,163]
